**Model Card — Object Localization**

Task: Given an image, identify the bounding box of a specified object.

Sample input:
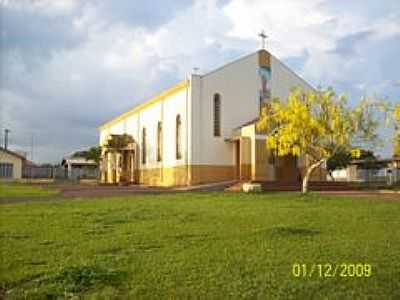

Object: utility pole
[31,133,34,162]
[4,128,10,150]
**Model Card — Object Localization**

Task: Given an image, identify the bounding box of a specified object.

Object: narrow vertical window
[176,115,182,160]
[213,93,221,137]
[157,121,162,162]
[142,127,146,164]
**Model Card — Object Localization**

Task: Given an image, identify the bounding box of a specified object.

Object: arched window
[142,127,146,164]
[213,93,221,137]
[157,121,163,162]
[176,115,182,160]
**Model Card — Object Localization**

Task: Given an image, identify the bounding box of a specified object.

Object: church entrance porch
[231,122,302,183]
[100,134,137,185]
[275,155,301,183]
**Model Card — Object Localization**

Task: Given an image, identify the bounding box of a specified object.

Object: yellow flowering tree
[257,87,384,193]
[394,105,400,157]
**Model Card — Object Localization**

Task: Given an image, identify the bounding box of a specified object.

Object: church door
[235,141,240,179]
[275,155,300,183]
[120,150,136,184]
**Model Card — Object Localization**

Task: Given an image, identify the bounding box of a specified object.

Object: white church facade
[98,50,326,186]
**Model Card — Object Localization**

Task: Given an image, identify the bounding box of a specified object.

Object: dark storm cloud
[283,50,310,72]
[330,30,373,57]
[319,0,400,20]
[0,3,86,60]
[0,0,196,63]
[330,32,400,95]
[0,0,193,162]
[88,0,195,28]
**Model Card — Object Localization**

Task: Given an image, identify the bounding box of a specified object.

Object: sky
[0,0,399,163]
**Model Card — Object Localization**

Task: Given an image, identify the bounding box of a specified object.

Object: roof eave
[99,79,189,131]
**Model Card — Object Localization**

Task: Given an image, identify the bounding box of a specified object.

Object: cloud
[223,0,399,82]
[0,0,399,162]
[224,0,337,57]
[1,0,214,162]
[331,31,373,57]
[0,0,80,15]
[0,2,86,64]
[85,0,195,29]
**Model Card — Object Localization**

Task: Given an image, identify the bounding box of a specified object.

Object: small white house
[330,157,400,184]
[0,147,26,180]
[61,157,98,180]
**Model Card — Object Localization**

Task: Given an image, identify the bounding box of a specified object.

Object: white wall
[99,88,189,170]
[270,54,315,101]
[0,150,23,179]
[189,74,201,167]
[157,90,188,168]
[193,52,260,166]
[126,114,139,142]
[138,101,162,169]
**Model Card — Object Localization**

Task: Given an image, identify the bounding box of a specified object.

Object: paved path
[59,181,237,197]
[0,182,236,204]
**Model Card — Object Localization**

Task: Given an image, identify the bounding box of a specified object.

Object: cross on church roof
[258,30,268,50]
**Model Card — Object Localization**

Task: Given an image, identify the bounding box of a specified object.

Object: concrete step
[226,181,359,192]
[177,180,238,192]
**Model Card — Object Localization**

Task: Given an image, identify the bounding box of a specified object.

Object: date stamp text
[292,263,372,278]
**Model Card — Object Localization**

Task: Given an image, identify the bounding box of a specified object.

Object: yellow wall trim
[102,164,236,186]
[99,80,189,130]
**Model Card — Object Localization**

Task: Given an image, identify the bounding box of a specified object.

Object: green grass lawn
[0,192,399,299]
[0,182,58,198]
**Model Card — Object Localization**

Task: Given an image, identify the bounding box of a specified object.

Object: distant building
[330,157,400,184]
[61,156,98,180]
[0,147,26,180]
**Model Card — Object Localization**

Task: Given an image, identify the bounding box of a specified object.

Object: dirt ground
[58,183,400,199]
[319,190,400,200]
[1,182,399,204]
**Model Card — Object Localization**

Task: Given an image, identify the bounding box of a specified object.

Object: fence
[23,166,99,181]
[22,166,54,179]
[64,167,99,180]
[356,168,399,185]
[330,167,400,187]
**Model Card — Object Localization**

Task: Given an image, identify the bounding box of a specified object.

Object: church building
[99,49,326,186]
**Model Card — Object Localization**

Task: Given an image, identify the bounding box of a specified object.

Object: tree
[257,87,385,193]
[72,146,102,164]
[85,146,102,164]
[327,148,376,180]
[326,147,352,180]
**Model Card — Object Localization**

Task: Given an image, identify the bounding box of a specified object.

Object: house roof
[350,157,400,165]
[234,118,259,130]
[99,80,189,130]
[23,159,37,167]
[0,147,26,161]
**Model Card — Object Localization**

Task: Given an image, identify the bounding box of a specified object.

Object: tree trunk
[302,159,326,193]
[328,171,335,182]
